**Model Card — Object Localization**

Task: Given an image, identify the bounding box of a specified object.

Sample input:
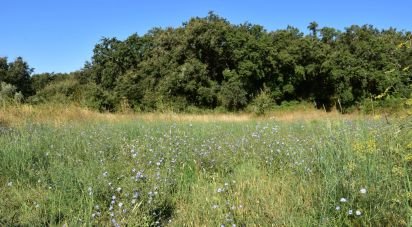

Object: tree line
[1,12,411,113]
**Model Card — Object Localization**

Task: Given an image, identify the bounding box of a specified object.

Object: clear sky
[1,0,411,74]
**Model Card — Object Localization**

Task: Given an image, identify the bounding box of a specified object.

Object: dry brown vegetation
[0,104,373,127]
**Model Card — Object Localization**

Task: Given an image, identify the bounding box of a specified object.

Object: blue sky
[1,0,411,74]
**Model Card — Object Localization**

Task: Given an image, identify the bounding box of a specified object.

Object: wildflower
[116,187,122,193]
[356,210,362,216]
[88,187,93,196]
[348,209,353,215]
[340,198,348,203]
[217,188,224,193]
[103,171,108,177]
[7,181,12,187]
[336,206,341,211]
[212,204,219,209]
[131,199,136,204]
[135,171,144,181]
[118,202,123,208]
[111,218,120,227]
[360,188,367,194]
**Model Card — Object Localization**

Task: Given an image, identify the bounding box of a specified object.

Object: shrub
[248,88,273,115]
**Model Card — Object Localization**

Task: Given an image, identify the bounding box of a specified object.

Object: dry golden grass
[0,104,119,127]
[0,103,367,127]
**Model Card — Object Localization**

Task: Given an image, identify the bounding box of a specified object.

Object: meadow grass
[0,106,411,226]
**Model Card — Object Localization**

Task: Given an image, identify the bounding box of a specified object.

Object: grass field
[1,105,411,226]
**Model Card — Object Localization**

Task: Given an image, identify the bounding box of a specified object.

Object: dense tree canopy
[6,13,412,112]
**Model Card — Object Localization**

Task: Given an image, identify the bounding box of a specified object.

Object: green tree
[4,57,34,97]
[0,57,8,82]
[219,70,248,110]
[308,21,319,38]
[73,13,412,112]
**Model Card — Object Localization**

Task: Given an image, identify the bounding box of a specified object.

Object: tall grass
[0,109,411,225]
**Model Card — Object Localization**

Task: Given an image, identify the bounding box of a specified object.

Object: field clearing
[0,106,411,226]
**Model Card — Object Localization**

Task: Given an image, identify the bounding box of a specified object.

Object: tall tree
[308,21,319,38]
[4,57,34,97]
[0,57,8,82]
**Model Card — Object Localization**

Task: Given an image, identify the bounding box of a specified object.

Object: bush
[0,82,24,105]
[0,82,17,99]
[359,97,407,114]
[31,78,79,104]
[80,83,116,112]
[248,89,273,115]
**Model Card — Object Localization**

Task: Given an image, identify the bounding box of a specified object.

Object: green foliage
[4,13,412,112]
[30,76,80,104]
[80,82,116,111]
[0,57,34,98]
[248,87,273,115]
[219,70,248,110]
[0,82,23,105]
[31,72,58,91]
[0,82,17,99]
[360,97,408,114]
[53,15,412,112]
